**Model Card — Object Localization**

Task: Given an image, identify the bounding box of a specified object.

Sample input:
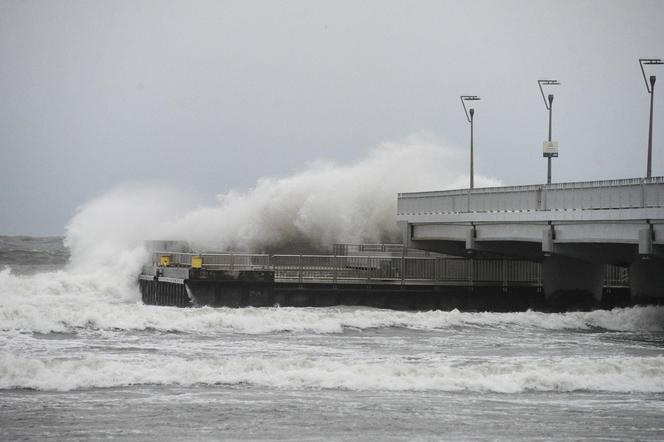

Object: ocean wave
[1,352,662,393]
[1,294,663,335]
[2,264,663,335]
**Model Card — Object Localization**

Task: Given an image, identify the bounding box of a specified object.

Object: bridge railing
[398,176,664,214]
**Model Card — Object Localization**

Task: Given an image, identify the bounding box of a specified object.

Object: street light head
[538,79,560,109]
[640,58,663,93]
[460,95,480,123]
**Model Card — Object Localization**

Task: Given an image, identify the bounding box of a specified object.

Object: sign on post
[543,141,559,158]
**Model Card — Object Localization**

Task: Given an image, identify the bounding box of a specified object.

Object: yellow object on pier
[191,255,203,269]
[159,255,172,266]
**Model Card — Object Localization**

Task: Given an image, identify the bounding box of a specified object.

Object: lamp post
[461,95,481,189]
[538,79,560,184]
[639,58,663,178]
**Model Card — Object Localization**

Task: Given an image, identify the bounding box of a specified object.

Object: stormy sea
[0,236,662,441]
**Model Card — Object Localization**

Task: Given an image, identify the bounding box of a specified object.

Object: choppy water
[1,237,663,440]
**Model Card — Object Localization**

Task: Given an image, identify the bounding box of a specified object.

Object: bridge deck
[398,176,664,214]
[396,177,664,266]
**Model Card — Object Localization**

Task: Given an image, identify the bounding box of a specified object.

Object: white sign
[543,141,559,157]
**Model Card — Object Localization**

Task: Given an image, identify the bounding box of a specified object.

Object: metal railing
[200,253,270,270]
[344,243,404,253]
[150,251,628,287]
[332,243,441,257]
[152,251,270,270]
[605,264,630,286]
[398,176,664,214]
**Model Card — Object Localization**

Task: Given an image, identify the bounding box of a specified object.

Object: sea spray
[63,141,499,280]
[2,141,499,310]
[161,141,499,252]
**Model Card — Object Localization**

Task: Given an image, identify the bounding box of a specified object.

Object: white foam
[1,276,662,336]
[1,352,662,393]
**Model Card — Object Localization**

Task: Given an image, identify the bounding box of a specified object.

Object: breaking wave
[0,278,662,335]
[0,141,499,307]
[1,352,662,393]
[63,140,499,271]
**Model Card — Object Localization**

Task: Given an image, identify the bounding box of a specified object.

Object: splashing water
[0,139,663,440]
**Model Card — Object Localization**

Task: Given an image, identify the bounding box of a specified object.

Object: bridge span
[397,177,664,304]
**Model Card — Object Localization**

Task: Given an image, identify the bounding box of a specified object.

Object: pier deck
[139,250,630,311]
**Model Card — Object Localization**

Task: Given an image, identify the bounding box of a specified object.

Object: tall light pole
[461,95,481,189]
[538,79,560,184]
[639,58,663,178]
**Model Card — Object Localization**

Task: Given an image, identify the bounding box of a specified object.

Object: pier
[139,176,664,311]
[139,245,630,311]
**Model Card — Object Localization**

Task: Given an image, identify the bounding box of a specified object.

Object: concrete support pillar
[630,258,664,302]
[542,255,604,310]
[398,221,410,248]
[639,228,653,255]
[465,227,476,251]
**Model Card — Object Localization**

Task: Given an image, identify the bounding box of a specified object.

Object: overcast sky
[1,0,663,235]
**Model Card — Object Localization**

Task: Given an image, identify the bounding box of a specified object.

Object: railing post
[333,255,337,285]
[401,246,406,286]
[502,259,508,291]
[230,253,234,271]
[537,261,542,287]
[536,187,543,210]
[298,254,303,285]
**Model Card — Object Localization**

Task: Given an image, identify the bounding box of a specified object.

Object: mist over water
[1,142,663,440]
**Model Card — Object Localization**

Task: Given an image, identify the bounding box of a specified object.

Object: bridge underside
[407,220,663,264]
[401,217,664,304]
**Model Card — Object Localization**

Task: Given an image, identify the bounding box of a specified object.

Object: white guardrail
[150,252,629,286]
[397,177,664,215]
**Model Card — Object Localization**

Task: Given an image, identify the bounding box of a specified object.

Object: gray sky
[1,0,663,235]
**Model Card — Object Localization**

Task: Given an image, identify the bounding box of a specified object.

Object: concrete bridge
[397,177,664,304]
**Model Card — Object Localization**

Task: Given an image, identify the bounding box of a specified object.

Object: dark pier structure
[139,244,631,311]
